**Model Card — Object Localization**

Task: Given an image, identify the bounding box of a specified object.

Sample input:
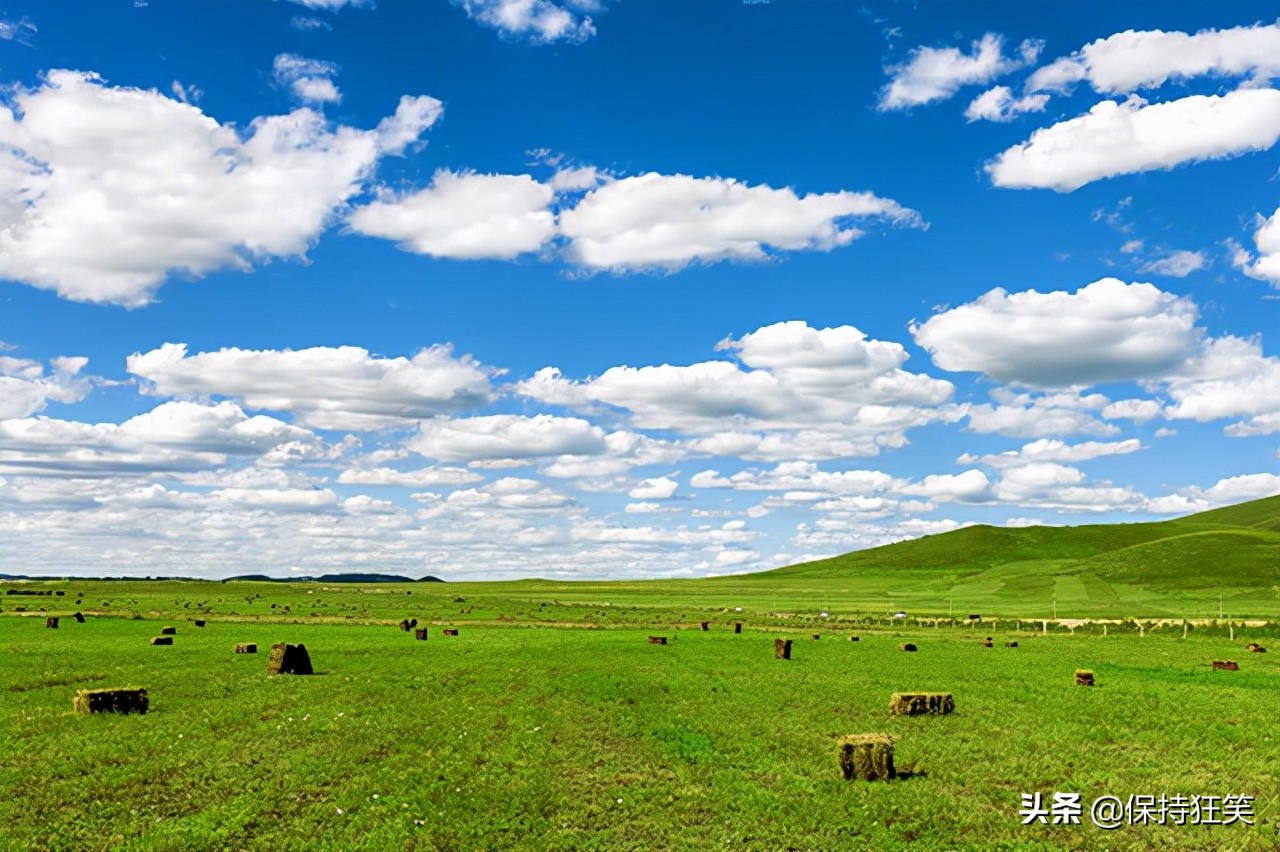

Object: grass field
[2,497,1277,849]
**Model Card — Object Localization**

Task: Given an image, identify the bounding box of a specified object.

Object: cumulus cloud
[1026,23,1280,95]
[911,278,1200,387]
[349,171,555,259]
[557,173,923,272]
[628,476,678,500]
[0,71,443,305]
[880,34,1040,110]
[409,414,606,462]
[994,462,1146,511]
[966,390,1119,438]
[128,343,495,430]
[0,401,320,476]
[1162,336,1280,434]
[272,53,342,104]
[960,438,1143,468]
[901,469,994,503]
[451,0,601,44]
[964,86,1049,122]
[336,465,483,487]
[1234,207,1280,286]
[284,0,372,9]
[987,88,1280,191]
[0,352,93,419]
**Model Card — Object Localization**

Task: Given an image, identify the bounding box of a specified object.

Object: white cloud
[880,34,1040,110]
[961,438,1143,468]
[409,414,606,462]
[128,342,494,430]
[1234,206,1280,285]
[966,390,1119,438]
[1138,249,1206,278]
[628,476,678,500]
[901,470,994,503]
[452,0,599,44]
[995,462,1146,511]
[964,86,1049,122]
[285,0,372,9]
[0,401,320,476]
[557,173,922,272]
[912,278,1200,386]
[1100,399,1163,423]
[373,95,446,156]
[336,466,483,487]
[1199,472,1280,504]
[0,71,443,306]
[0,352,92,419]
[272,53,342,104]
[349,171,555,259]
[1027,23,1280,95]
[690,462,896,495]
[1162,336,1280,433]
[987,88,1280,191]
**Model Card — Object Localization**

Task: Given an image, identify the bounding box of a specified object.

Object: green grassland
[1,497,1277,849]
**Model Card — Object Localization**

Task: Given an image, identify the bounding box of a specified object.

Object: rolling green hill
[761,495,1280,616]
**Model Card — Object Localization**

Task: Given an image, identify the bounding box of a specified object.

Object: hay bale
[1006,641,1018,648]
[900,643,917,652]
[234,643,257,654]
[1247,643,1267,653]
[73,612,85,623]
[983,637,993,647]
[812,633,821,640]
[150,636,173,646]
[734,623,742,634]
[73,688,148,715]
[193,620,206,627]
[700,621,709,631]
[398,619,411,632]
[1212,660,1239,671]
[1075,670,1094,686]
[409,618,418,628]
[774,638,792,660]
[849,636,860,642]
[648,636,667,645]
[889,692,954,716]
[267,642,313,675]
[415,628,428,640]
[160,626,176,636]
[968,614,981,620]
[443,628,459,637]
[46,617,59,629]
[838,734,895,781]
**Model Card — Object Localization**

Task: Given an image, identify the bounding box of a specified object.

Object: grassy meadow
[2,497,1277,849]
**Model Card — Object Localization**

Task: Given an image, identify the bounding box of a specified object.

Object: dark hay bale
[812,634,821,640]
[160,627,176,636]
[415,628,428,640]
[1006,641,1019,648]
[701,621,709,631]
[398,619,411,632]
[889,692,954,716]
[1212,660,1239,671]
[46,617,59,629]
[850,636,860,642]
[968,614,980,620]
[150,636,173,646]
[409,618,418,628]
[234,643,257,654]
[838,734,895,781]
[443,628,459,637]
[1075,670,1094,686]
[648,636,668,645]
[983,637,993,647]
[734,623,742,634]
[193,620,206,627]
[73,688,148,715]
[73,612,85,623]
[774,638,792,660]
[267,643,313,675]
[1247,643,1266,653]
[900,643,917,652]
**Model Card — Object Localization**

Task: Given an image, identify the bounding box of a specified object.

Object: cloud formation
[880,34,1040,110]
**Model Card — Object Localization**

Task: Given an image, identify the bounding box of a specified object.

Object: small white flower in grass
[616,798,623,804]
[336,807,343,815]
[372,794,379,799]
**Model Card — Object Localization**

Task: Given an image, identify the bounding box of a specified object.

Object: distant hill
[222,573,444,583]
[766,495,1280,598]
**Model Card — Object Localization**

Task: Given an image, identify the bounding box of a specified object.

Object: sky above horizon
[1,0,1278,580]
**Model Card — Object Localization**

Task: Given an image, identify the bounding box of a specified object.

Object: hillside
[764,496,1280,608]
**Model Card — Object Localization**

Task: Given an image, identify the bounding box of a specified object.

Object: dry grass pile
[150,636,173,646]
[442,628,459,637]
[648,636,668,645]
[1247,643,1267,653]
[837,734,895,781]
[73,688,149,715]
[234,643,257,654]
[267,642,313,675]
[774,638,792,660]
[900,643,917,652]
[160,627,176,636]
[46,617,58,629]
[415,628,428,640]
[1212,660,1239,671]
[1075,670,1094,686]
[889,692,954,716]
[1006,641,1018,648]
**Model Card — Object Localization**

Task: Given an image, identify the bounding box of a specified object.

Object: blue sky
[1,0,1277,579]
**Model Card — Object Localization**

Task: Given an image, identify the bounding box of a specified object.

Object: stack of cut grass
[774,638,792,659]
[983,637,993,648]
[900,643,917,652]
[837,734,895,781]
[234,643,257,654]
[73,687,149,715]
[1212,660,1239,671]
[1247,643,1267,653]
[442,628,459,637]
[150,636,173,646]
[73,612,85,623]
[849,636,860,642]
[1075,670,1094,686]
[46,617,58,629]
[267,642,313,675]
[648,636,667,645]
[1006,641,1019,648]
[889,692,954,716]
[160,627,177,636]
[414,628,428,640]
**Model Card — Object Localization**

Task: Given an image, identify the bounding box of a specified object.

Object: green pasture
[2,617,1277,850]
